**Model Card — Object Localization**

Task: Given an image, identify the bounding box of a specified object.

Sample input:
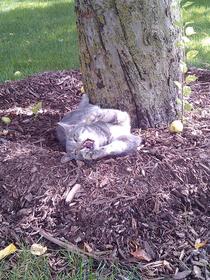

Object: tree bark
[75,0,182,128]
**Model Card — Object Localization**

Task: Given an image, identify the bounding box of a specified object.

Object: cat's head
[58,123,88,162]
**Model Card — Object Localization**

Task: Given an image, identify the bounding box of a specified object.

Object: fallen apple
[169,120,183,133]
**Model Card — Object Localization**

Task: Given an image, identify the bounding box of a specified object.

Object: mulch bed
[0,69,209,279]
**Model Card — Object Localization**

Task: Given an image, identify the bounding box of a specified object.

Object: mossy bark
[75,0,182,128]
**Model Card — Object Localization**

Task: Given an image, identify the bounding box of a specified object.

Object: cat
[56,94,142,162]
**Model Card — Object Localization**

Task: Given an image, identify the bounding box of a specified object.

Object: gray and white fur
[56,94,142,162]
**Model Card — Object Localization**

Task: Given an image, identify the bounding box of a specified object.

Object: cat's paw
[81,148,102,160]
[61,153,75,163]
[80,148,94,160]
[89,150,100,160]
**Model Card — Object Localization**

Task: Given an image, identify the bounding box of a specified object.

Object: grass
[183,0,210,68]
[0,0,79,82]
[0,1,210,83]
[0,246,141,280]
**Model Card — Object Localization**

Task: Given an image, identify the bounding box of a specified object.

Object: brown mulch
[0,69,209,279]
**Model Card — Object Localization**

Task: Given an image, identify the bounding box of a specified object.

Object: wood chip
[173,270,192,279]
[65,184,81,203]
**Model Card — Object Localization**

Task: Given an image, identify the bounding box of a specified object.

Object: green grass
[0,246,141,280]
[0,1,210,83]
[0,0,79,82]
[183,0,210,68]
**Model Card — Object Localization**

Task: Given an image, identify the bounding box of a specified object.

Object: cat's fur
[56,94,142,162]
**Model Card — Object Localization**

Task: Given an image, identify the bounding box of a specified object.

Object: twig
[199,162,210,174]
[164,162,184,183]
[27,88,40,98]
[141,260,172,270]
[32,138,45,144]
[36,228,115,261]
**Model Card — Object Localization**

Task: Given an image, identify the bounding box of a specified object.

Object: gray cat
[56,94,142,162]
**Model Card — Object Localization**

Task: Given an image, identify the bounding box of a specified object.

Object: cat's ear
[58,122,75,134]
[58,122,69,130]
[78,94,89,109]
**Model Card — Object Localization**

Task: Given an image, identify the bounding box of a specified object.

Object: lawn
[183,0,210,68]
[0,1,210,82]
[0,0,79,82]
[0,246,141,280]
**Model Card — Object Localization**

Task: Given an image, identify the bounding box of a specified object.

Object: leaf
[180,61,188,74]
[185,26,196,36]
[194,239,207,250]
[81,86,85,93]
[181,1,194,9]
[182,36,190,44]
[186,50,198,60]
[184,101,193,111]
[176,98,182,105]
[131,248,152,262]
[31,101,42,115]
[30,244,47,256]
[0,244,17,260]
[183,86,192,97]
[176,41,185,48]
[174,81,182,90]
[185,74,198,84]
[1,116,11,125]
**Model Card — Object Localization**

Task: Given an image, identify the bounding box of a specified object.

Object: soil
[0,69,209,279]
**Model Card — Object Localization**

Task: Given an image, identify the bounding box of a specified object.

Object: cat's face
[65,126,92,160]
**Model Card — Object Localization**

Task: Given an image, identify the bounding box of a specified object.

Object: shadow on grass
[0,1,79,82]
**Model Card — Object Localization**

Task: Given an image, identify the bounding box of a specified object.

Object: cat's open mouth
[82,138,95,149]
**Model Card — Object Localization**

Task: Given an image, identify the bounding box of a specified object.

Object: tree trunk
[75,0,182,128]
